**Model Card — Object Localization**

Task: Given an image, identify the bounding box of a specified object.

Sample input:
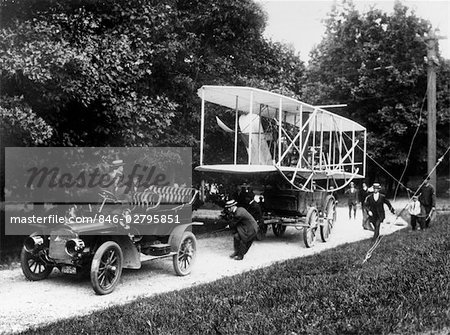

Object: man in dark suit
[359,182,371,229]
[246,197,266,240]
[224,199,259,260]
[418,175,436,229]
[364,183,396,241]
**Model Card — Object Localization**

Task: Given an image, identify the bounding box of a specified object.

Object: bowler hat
[224,199,237,208]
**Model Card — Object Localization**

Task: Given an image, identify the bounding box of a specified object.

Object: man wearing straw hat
[364,183,396,241]
[224,199,259,260]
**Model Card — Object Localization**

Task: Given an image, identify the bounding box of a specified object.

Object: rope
[365,152,409,191]
[393,78,429,201]
[341,131,410,191]
[361,145,450,264]
[362,235,383,264]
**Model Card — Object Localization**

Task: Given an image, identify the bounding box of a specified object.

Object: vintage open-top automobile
[20,185,201,295]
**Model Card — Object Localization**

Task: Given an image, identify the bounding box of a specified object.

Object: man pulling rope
[362,145,450,264]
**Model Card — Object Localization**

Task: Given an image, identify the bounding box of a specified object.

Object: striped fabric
[130,186,198,210]
[145,185,198,204]
[131,190,161,208]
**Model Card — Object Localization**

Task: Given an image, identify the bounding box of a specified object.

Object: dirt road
[0,207,407,334]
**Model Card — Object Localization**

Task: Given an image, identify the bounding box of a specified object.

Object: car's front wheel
[20,247,53,281]
[90,241,123,295]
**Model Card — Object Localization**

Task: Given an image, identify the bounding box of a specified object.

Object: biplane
[195,85,367,247]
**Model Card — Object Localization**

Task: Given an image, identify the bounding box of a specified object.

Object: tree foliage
[2,0,447,189]
[305,0,449,182]
[0,0,305,156]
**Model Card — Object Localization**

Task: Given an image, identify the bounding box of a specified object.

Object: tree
[304,0,449,188]
[0,0,305,152]
[0,0,182,147]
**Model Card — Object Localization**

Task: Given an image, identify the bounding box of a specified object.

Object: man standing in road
[345,182,359,220]
[364,183,396,241]
[418,175,436,229]
[224,199,258,260]
[359,181,371,229]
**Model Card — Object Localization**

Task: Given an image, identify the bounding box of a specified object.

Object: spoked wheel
[320,196,337,242]
[20,247,53,281]
[272,224,286,237]
[90,241,123,295]
[303,208,318,248]
[256,224,267,241]
[173,231,197,276]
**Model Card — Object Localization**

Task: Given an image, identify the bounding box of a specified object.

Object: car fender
[109,235,141,269]
[168,222,203,251]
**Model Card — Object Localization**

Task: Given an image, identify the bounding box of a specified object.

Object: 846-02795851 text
[96,214,181,225]
[9,214,181,225]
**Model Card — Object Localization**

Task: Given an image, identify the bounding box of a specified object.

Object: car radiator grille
[49,228,77,263]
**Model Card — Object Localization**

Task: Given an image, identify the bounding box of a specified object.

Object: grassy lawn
[21,215,450,335]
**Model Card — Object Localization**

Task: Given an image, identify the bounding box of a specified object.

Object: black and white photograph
[0,0,449,334]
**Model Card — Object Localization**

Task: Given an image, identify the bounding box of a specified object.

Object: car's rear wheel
[90,241,123,295]
[20,247,53,281]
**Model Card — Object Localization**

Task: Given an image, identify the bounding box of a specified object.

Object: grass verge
[21,215,450,335]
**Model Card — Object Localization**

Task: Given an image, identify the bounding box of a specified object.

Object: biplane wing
[196,86,367,191]
[195,164,277,174]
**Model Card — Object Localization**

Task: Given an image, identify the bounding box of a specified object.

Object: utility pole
[424,30,439,190]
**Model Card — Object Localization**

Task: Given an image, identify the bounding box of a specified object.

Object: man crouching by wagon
[224,199,258,261]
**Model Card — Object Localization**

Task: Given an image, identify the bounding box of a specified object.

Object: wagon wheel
[173,231,197,276]
[303,208,318,248]
[272,224,286,237]
[20,247,53,281]
[320,196,337,242]
[256,224,267,241]
[90,241,123,295]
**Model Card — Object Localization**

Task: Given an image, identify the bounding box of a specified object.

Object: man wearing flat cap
[364,183,395,241]
[224,199,259,260]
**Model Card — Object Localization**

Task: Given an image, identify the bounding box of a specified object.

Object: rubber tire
[303,208,318,248]
[320,197,336,242]
[272,224,286,237]
[173,231,197,276]
[90,241,123,295]
[20,247,53,281]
